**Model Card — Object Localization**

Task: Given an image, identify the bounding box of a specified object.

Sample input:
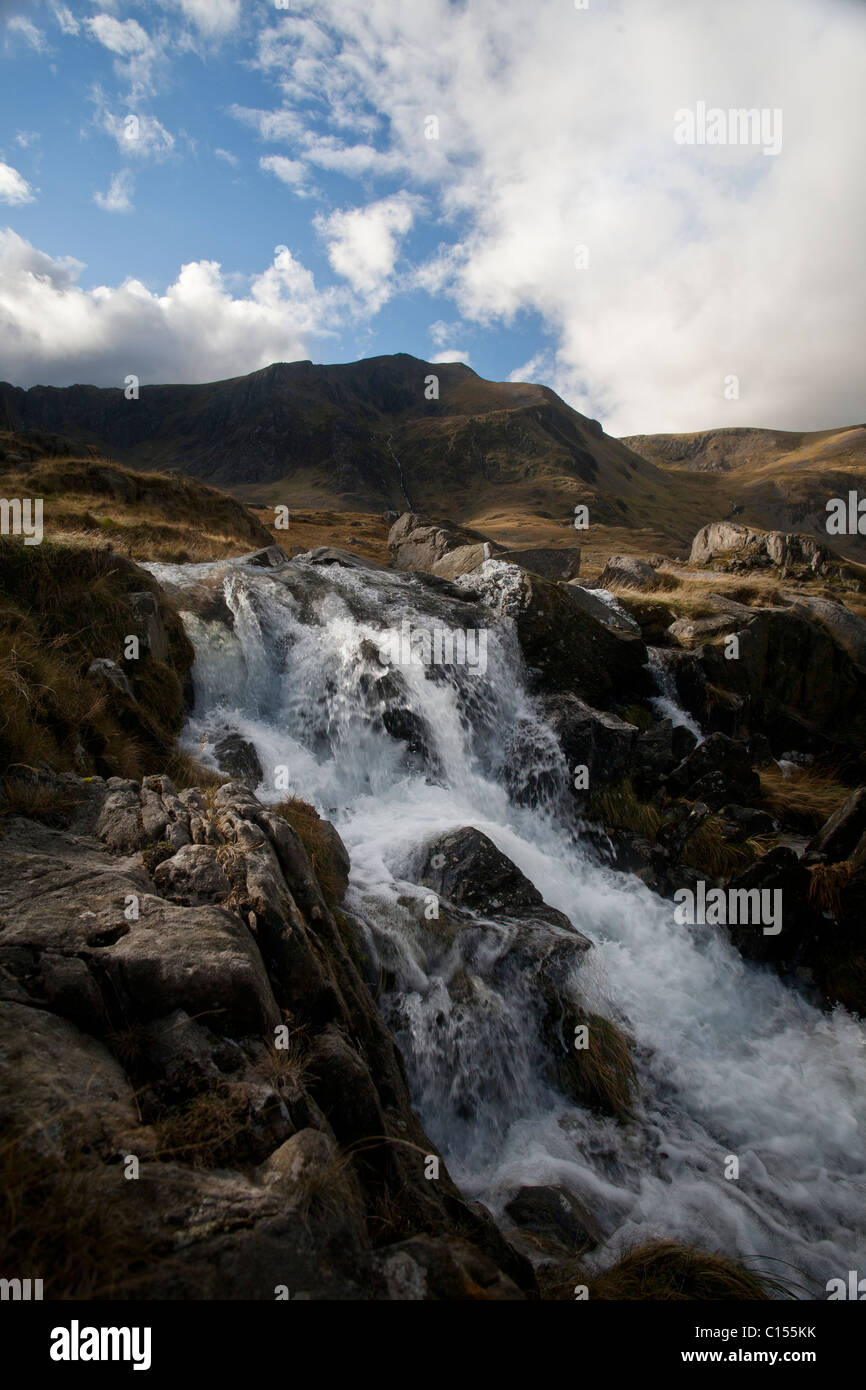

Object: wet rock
[129,591,170,662]
[504,1184,603,1252]
[238,545,289,568]
[213,732,263,788]
[294,546,387,571]
[665,732,760,805]
[566,582,640,632]
[543,693,639,796]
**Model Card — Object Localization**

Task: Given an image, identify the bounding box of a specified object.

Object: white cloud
[260,154,308,191]
[7,16,48,52]
[52,4,80,37]
[165,0,241,36]
[431,349,469,364]
[13,130,40,149]
[0,161,35,205]
[215,147,239,167]
[85,14,163,98]
[315,193,420,310]
[247,0,866,435]
[429,319,463,349]
[0,228,347,386]
[94,169,134,213]
[95,103,176,161]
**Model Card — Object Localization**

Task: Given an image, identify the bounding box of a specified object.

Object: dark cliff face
[0,354,663,508]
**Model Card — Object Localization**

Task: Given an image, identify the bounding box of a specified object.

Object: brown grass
[759,763,850,830]
[273,796,344,910]
[808,860,860,917]
[679,815,776,879]
[586,778,662,839]
[559,1013,638,1119]
[584,1240,786,1300]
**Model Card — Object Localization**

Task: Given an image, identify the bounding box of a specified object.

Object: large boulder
[473,563,650,705]
[698,604,866,754]
[500,547,581,581]
[504,1184,603,1252]
[665,732,760,807]
[542,693,639,797]
[598,555,659,590]
[689,522,838,577]
[388,513,502,579]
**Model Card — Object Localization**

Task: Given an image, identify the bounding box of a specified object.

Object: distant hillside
[0,355,713,550]
[623,423,866,561]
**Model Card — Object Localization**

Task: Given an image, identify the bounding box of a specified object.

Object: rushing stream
[147,553,866,1295]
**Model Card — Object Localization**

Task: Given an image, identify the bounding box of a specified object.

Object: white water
[148,555,865,1295]
[647,646,704,740]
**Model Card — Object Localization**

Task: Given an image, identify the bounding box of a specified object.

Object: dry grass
[0,536,193,779]
[0,774,83,827]
[808,860,861,917]
[759,763,850,831]
[0,1133,157,1300]
[274,796,344,910]
[680,815,776,879]
[584,1240,790,1301]
[153,1088,254,1168]
[559,1013,638,1120]
[586,778,663,839]
[0,453,273,563]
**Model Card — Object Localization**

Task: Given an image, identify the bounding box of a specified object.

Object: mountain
[0,354,705,549]
[3,356,864,561]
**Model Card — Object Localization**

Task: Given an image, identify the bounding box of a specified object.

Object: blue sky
[0,0,863,435]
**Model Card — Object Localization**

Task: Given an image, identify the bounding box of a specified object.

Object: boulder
[238,545,289,568]
[806,788,866,862]
[690,522,837,577]
[500,547,581,581]
[476,563,649,704]
[388,513,502,579]
[214,732,263,788]
[665,732,760,805]
[129,590,170,662]
[153,843,232,906]
[598,555,658,590]
[504,1184,603,1252]
[542,693,639,794]
[566,582,641,632]
[293,547,387,571]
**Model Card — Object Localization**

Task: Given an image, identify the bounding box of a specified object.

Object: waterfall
[647,646,704,741]
[147,554,865,1295]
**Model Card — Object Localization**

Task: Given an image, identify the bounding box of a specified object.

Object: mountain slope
[0,355,706,545]
[623,424,866,561]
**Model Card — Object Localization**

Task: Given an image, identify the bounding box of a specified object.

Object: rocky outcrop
[0,773,531,1299]
[472,563,651,706]
[689,522,840,578]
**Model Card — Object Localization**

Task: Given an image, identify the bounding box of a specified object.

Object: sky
[0,0,863,437]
